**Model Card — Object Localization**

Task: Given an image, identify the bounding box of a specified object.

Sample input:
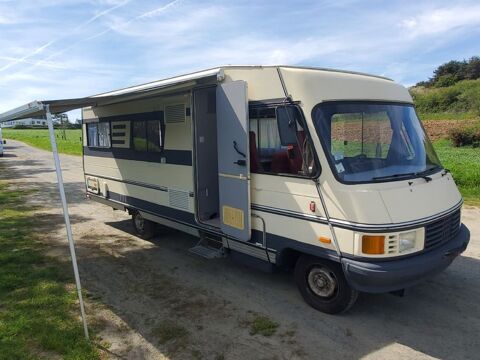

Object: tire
[294,255,358,314]
[131,211,156,239]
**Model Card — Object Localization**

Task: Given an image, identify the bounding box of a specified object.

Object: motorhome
[76,66,470,313]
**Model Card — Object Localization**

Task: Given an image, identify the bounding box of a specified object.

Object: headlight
[399,231,416,253]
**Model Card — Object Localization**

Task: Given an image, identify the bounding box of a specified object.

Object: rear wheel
[294,255,358,314]
[131,211,156,239]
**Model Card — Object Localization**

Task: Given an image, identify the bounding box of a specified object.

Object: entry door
[216,81,251,241]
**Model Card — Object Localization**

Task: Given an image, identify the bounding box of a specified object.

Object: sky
[0,0,479,120]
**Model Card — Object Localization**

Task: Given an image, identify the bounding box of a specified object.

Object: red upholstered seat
[271,151,290,173]
[249,131,261,173]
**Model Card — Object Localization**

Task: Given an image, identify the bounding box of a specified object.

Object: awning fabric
[0,67,223,122]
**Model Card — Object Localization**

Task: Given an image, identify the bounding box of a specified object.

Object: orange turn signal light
[362,235,385,254]
[319,236,331,244]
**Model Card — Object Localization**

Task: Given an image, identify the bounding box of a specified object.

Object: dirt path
[422,119,479,141]
[1,140,479,360]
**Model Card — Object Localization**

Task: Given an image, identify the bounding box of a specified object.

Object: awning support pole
[45,105,89,340]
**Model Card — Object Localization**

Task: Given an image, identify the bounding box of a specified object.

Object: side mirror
[3,140,5,145]
[276,106,299,146]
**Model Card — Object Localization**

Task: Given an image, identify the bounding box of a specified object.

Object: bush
[411,79,480,114]
[448,125,480,147]
[435,74,458,88]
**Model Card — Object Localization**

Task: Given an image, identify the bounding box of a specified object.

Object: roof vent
[165,104,186,123]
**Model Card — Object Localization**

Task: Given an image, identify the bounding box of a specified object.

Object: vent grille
[425,209,461,250]
[110,121,130,148]
[168,188,189,210]
[386,235,398,254]
[165,104,186,123]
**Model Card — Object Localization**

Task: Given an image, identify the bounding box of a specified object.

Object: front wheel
[131,211,156,239]
[294,255,358,314]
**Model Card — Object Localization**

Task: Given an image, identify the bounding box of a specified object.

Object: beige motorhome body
[82,66,469,314]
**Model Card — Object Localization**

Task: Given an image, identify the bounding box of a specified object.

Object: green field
[0,181,99,359]
[3,128,82,156]
[433,139,480,206]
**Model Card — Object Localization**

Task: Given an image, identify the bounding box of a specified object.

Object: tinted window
[132,120,164,152]
[132,121,147,151]
[147,120,162,152]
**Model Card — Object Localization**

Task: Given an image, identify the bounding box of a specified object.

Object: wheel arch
[276,245,340,270]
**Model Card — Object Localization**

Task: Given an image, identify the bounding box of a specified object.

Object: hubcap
[307,266,337,298]
[134,214,144,232]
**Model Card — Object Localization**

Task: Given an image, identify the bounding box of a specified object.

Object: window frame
[249,103,320,179]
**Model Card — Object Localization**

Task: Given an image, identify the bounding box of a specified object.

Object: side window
[146,120,162,152]
[249,106,316,176]
[87,122,110,148]
[132,121,147,151]
[98,122,111,147]
[331,111,392,159]
[132,120,164,152]
[87,123,98,147]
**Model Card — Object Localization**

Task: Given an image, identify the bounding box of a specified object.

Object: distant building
[2,118,47,128]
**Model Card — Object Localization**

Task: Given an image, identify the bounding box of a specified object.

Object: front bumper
[341,224,470,293]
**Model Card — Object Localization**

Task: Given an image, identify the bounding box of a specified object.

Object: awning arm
[44,104,89,340]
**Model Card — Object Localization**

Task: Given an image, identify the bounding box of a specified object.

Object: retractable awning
[0,67,223,123]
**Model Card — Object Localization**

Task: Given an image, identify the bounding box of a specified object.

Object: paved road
[1,140,479,360]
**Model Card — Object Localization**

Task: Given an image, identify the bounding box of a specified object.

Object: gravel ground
[1,140,479,360]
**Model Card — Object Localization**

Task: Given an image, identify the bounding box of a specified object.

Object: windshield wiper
[372,172,417,181]
[373,171,433,182]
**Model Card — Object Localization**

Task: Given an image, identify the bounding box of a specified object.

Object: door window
[249,106,317,176]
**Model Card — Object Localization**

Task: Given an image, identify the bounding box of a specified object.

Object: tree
[465,56,480,80]
[432,60,467,86]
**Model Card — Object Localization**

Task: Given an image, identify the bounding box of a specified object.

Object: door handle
[234,159,246,166]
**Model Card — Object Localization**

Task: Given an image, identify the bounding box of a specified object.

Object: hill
[410,79,480,117]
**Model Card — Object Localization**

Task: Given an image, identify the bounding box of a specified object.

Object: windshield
[312,102,442,183]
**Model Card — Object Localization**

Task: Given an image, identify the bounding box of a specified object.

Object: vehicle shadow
[0,159,56,179]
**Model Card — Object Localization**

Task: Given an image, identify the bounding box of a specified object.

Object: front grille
[424,209,461,250]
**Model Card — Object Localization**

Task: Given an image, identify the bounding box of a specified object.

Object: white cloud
[401,5,480,38]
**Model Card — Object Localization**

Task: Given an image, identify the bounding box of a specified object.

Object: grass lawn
[433,139,480,206]
[0,181,99,359]
[2,128,82,156]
